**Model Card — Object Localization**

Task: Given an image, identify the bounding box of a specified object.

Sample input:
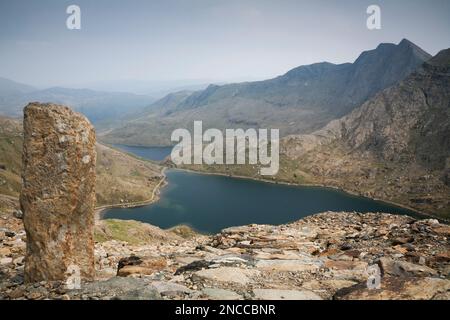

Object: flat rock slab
[151,281,193,295]
[254,250,315,260]
[79,277,161,300]
[325,260,369,281]
[194,267,260,285]
[256,259,322,272]
[324,260,368,270]
[335,276,450,300]
[202,288,242,300]
[253,289,322,300]
[302,279,357,292]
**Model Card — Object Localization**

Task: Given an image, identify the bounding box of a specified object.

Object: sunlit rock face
[21,103,96,283]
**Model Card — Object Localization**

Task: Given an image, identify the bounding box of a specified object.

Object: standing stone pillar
[21,103,96,283]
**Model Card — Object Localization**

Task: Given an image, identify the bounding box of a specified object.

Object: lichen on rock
[20,103,97,283]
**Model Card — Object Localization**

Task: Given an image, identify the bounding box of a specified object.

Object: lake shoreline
[95,145,448,224]
[95,166,168,221]
[172,167,447,223]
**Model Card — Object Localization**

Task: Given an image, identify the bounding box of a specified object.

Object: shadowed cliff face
[342,50,449,170]
[101,40,431,146]
[286,49,450,169]
[281,49,450,218]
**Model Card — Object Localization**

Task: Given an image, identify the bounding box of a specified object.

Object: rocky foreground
[1,204,449,300]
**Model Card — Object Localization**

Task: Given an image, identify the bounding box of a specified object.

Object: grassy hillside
[0,117,22,197]
[0,116,163,207]
[95,143,163,206]
[94,219,183,245]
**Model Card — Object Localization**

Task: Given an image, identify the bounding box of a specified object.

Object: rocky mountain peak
[103,40,434,146]
[321,48,449,173]
[427,48,450,67]
[281,48,450,217]
[357,39,430,64]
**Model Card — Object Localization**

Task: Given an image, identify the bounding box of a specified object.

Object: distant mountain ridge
[0,77,36,96]
[0,82,155,125]
[102,39,432,146]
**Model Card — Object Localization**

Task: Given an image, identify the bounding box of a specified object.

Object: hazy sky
[0,0,449,88]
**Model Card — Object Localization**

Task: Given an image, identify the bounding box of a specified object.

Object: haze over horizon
[0,0,449,91]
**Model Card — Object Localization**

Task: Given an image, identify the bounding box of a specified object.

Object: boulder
[21,103,96,283]
[117,256,167,277]
[255,259,322,272]
[379,257,438,277]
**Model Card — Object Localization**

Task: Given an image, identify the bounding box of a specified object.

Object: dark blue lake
[103,148,421,234]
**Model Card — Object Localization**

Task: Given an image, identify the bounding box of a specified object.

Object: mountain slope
[0,116,163,206]
[102,39,431,146]
[178,49,450,219]
[281,48,450,218]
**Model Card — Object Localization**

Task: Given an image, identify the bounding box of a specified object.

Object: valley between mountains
[2,40,447,219]
[96,40,450,219]
[0,40,449,300]
[179,48,450,220]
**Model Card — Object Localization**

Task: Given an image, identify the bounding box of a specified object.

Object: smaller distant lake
[113,144,173,161]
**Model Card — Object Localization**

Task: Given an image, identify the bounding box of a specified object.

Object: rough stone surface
[1,206,449,300]
[256,259,322,272]
[202,288,242,300]
[80,277,161,300]
[335,276,450,300]
[151,281,193,296]
[379,257,438,277]
[194,267,260,286]
[253,289,322,300]
[20,103,96,282]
